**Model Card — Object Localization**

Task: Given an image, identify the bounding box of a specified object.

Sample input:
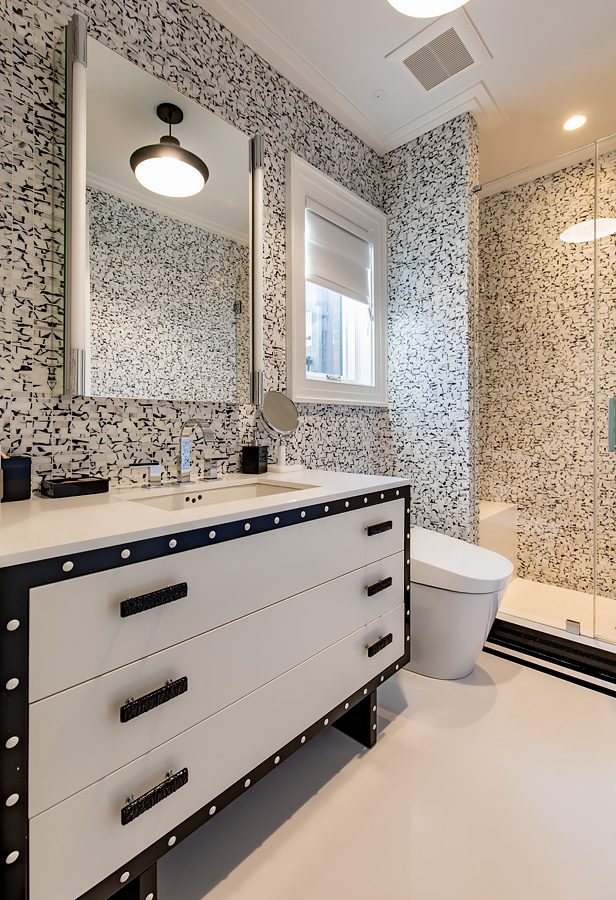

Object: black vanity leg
[114,862,157,900]
[333,689,378,748]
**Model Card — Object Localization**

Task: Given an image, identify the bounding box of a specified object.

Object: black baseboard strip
[488,618,616,686]
[483,646,616,699]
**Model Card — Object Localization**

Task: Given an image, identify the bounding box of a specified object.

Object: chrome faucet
[129,462,163,487]
[178,419,225,482]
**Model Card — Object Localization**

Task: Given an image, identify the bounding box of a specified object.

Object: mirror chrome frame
[249,135,265,406]
[64,12,265,404]
[64,12,88,397]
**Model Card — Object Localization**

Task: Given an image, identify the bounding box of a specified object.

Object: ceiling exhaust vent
[403,28,474,91]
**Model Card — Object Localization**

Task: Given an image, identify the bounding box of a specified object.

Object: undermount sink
[131,479,317,512]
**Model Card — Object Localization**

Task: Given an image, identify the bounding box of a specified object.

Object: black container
[1,456,32,502]
[241,444,268,474]
[40,476,110,498]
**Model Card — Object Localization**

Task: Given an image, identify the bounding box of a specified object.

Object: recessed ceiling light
[563,114,587,132]
[560,218,616,243]
[386,0,469,17]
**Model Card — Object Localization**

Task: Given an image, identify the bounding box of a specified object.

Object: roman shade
[305,208,372,305]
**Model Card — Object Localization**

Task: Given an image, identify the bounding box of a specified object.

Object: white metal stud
[5,851,19,865]
[6,678,19,691]
[167,835,176,847]
[121,548,130,559]
[345,500,349,508]
[323,718,329,725]
[274,516,280,524]
[364,497,368,504]
[372,705,377,712]
[381,675,384,682]
[324,505,329,512]
[5,737,18,750]
[372,724,377,731]
[395,664,399,670]
[209,530,216,539]
[244,523,251,532]
[300,510,306,518]
[396,490,399,496]
[300,735,306,743]
[120,872,130,884]
[363,688,368,695]
[62,561,73,572]
[344,702,349,710]
[6,619,19,632]
[5,794,19,807]
[146,894,154,900]
[209,805,216,815]
[244,778,251,787]
[274,755,280,764]
[168,538,177,548]
[380,493,384,500]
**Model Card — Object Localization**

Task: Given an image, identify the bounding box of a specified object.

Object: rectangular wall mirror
[65,16,264,404]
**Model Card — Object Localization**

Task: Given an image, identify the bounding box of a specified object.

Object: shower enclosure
[477,134,616,649]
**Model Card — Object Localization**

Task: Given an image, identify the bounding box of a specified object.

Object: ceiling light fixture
[563,114,587,132]
[386,0,469,17]
[560,218,616,243]
[130,103,209,198]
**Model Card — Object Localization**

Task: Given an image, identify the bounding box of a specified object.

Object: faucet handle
[130,462,163,487]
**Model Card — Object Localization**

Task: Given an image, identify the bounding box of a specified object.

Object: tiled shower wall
[384,115,479,541]
[0,0,478,540]
[479,151,616,595]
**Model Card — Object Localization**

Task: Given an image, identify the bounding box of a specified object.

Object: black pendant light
[130,103,209,198]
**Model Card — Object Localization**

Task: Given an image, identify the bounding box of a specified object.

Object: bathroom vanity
[0,471,410,900]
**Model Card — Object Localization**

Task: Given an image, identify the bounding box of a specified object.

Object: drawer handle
[121,768,189,826]
[120,676,189,723]
[366,576,393,597]
[120,582,188,618]
[366,520,393,537]
[367,633,393,657]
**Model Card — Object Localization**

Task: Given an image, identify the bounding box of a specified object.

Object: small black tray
[40,476,110,498]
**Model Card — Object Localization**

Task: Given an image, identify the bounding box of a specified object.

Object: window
[286,154,387,405]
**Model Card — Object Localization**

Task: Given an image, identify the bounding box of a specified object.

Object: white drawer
[29,499,405,700]
[29,604,404,900]
[29,553,403,816]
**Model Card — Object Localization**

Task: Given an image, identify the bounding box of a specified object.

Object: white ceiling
[200,0,616,185]
[87,39,249,242]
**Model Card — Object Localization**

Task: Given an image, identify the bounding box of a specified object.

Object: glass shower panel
[594,135,616,643]
[479,145,597,635]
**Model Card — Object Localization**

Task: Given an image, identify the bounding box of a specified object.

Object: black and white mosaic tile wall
[87,186,248,403]
[384,114,479,541]
[479,152,616,596]
[0,0,478,530]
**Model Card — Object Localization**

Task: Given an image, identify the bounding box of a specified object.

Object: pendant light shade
[130,103,209,198]
[386,0,469,17]
[560,218,616,244]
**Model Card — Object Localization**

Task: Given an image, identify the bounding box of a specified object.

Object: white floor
[159,653,616,900]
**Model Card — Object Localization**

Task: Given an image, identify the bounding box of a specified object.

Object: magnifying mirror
[260,391,302,472]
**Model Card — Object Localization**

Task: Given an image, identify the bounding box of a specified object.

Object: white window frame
[286,153,387,406]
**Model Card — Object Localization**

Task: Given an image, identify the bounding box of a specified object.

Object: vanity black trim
[0,484,411,900]
[487,618,616,687]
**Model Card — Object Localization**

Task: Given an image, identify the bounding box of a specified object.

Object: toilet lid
[411,526,514,594]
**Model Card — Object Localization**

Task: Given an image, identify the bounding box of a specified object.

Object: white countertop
[0,470,410,568]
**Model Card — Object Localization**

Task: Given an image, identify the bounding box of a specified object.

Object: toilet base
[404,660,475,681]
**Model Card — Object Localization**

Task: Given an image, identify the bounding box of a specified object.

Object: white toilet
[407,526,514,680]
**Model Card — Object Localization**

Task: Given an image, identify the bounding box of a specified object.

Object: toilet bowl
[407,526,514,680]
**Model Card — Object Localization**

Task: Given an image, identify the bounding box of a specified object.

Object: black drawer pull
[120,582,188,618]
[366,576,393,597]
[366,521,393,537]
[367,633,393,658]
[120,676,189,723]
[121,768,189,826]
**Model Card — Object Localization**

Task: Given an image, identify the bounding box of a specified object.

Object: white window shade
[305,208,372,305]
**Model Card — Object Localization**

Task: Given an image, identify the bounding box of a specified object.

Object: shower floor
[499,577,616,645]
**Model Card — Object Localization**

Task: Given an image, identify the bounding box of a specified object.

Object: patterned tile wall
[384,114,480,541]
[0,0,478,533]
[478,154,616,593]
[87,186,249,403]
